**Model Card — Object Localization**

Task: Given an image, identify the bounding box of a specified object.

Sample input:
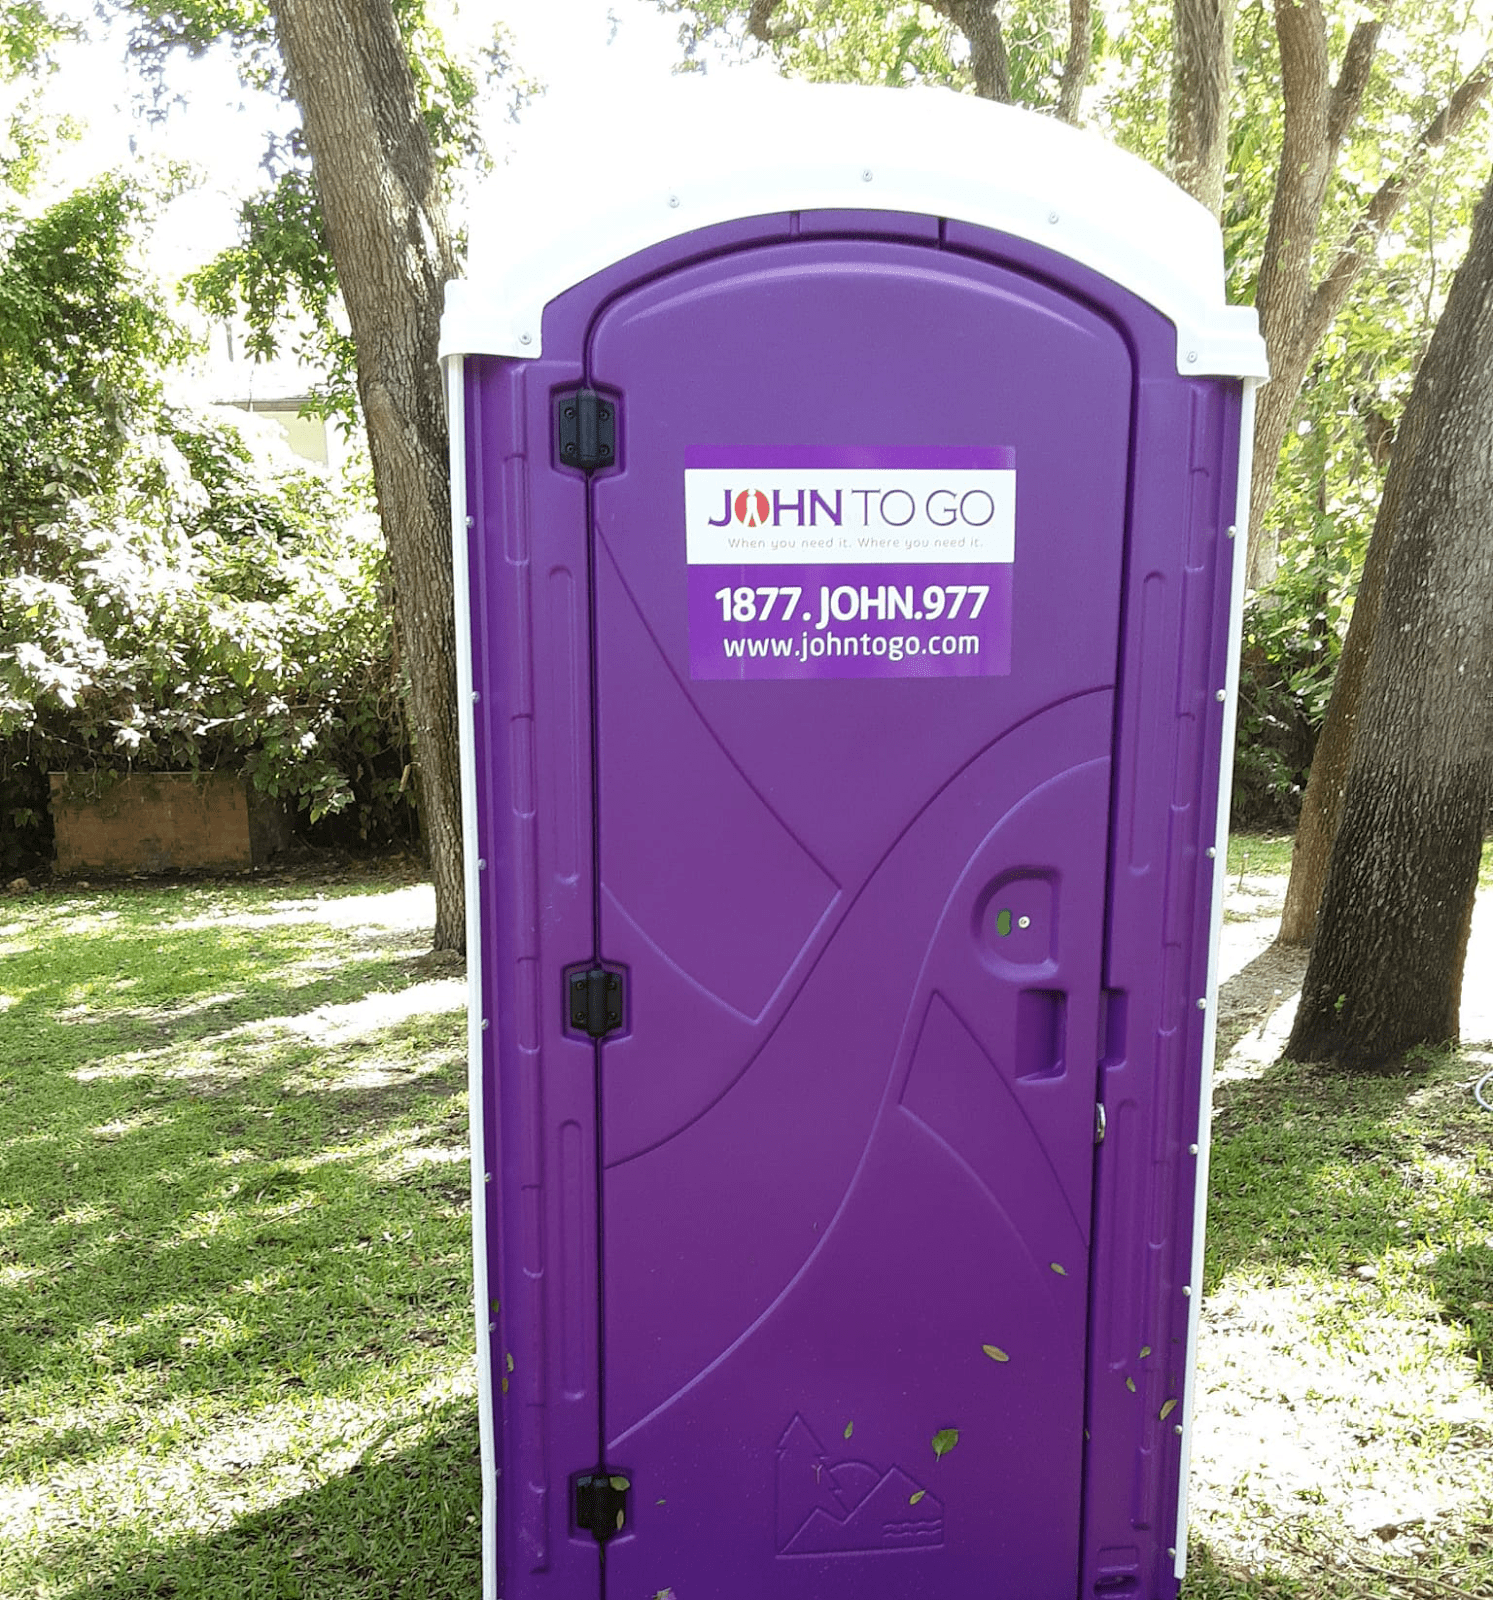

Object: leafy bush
[0,175,411,871]
[1230,257,1429,826]
[0,408,412,869]
[1233,590,1336,829]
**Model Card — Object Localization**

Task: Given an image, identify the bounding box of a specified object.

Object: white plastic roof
[441,78,1268,380]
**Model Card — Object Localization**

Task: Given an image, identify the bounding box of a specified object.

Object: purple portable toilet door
[574,222,1134,1599]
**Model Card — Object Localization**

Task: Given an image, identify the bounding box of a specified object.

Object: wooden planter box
[49,772,289,876]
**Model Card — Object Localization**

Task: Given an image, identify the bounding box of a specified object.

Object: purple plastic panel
[462,209,1242,1600]
[463,353,600,1597]
[589,236,1127,1600]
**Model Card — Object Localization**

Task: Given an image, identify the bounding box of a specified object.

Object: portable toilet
[441,79,1267,1600]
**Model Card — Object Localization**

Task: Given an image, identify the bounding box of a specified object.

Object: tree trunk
[1276,460,1397,944]
[1056,0,1092,124]
[944,1,1011,102]
[1246,24,1489,587]
[1269,60,1493,938]
[1283,165,1493,1068]
[1245,0,1340,588]
[266,0,465,952]
[1168,0,1234,216]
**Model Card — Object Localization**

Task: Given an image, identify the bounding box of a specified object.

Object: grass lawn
[2,849,1491,1598]
[1227,831,1493,888]
[0,866,478,1599]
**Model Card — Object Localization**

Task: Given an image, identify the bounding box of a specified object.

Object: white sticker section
[685,469,1016,566]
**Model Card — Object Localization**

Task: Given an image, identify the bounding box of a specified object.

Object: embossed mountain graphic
[776,1415,944,1556]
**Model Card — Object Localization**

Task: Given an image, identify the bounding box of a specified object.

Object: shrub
[0,177,410,871]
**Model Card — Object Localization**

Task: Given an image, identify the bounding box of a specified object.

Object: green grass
[1229,829,1493,887]
[0,870,478,1599]
[5,866,1492,1599]
[1185,1051,1493,1596]
[1226,831,1297,878]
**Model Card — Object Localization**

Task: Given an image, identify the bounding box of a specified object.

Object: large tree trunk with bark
[1168,0,1234,215]
[1283,165,1493,1069]
[943,0,1011,102]
[1276,465,1397,943]
[267,0,465,952]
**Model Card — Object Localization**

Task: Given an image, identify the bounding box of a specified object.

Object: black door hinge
[566,964,625,1039]
[555,388,617,472]
[572,1469,631,1542]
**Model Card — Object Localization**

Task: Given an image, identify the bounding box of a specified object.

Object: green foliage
[0,2,59,70]
[0,177,188,521]
[1084,0,1168,166]
[663,0,1083,109]
[123,0,280,93]
[0,875,478,1597]
[1,408,411,865]
[0,2,77,192]
[0,176,412,869]
[122,0,529,411]
[669,0,966,89]
[185,165,359,420]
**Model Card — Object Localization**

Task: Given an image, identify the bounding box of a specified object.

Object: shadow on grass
[0,890,472,1491]
[56,1402,483,1600]
[1432,1241,1493,1385]
[15,922,442,1055]
[0,1016,470,1468]
[1203,1055,1442,1290]
[1182,1539,1308,1598]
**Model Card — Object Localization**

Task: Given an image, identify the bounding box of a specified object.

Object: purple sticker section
[685,444,1016,470]
[689,563,1013,680]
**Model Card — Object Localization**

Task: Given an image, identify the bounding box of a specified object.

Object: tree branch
[1056,0,1092,124]
[931,0,1011,102]
[1255,0,1331,347]
[1327,17,1382,155]
[1304,56,1493,355]
[747,0,796,43]
[1168,0,1234,214]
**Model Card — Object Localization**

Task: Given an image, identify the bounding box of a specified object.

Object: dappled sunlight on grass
[4,1364,476,1557]
[160,882,437,936]
[383,1141,468,1179]
[258,976,464,1044]
[109,991,248,1025]
[0,869,479,1598]
[1194,1273,1493,1571]
[64,971,463,1099]
[89,1113,171,1142]
[1191,1048,1493,1591]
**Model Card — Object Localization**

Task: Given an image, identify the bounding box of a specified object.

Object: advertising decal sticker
[685,446,1015,680]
